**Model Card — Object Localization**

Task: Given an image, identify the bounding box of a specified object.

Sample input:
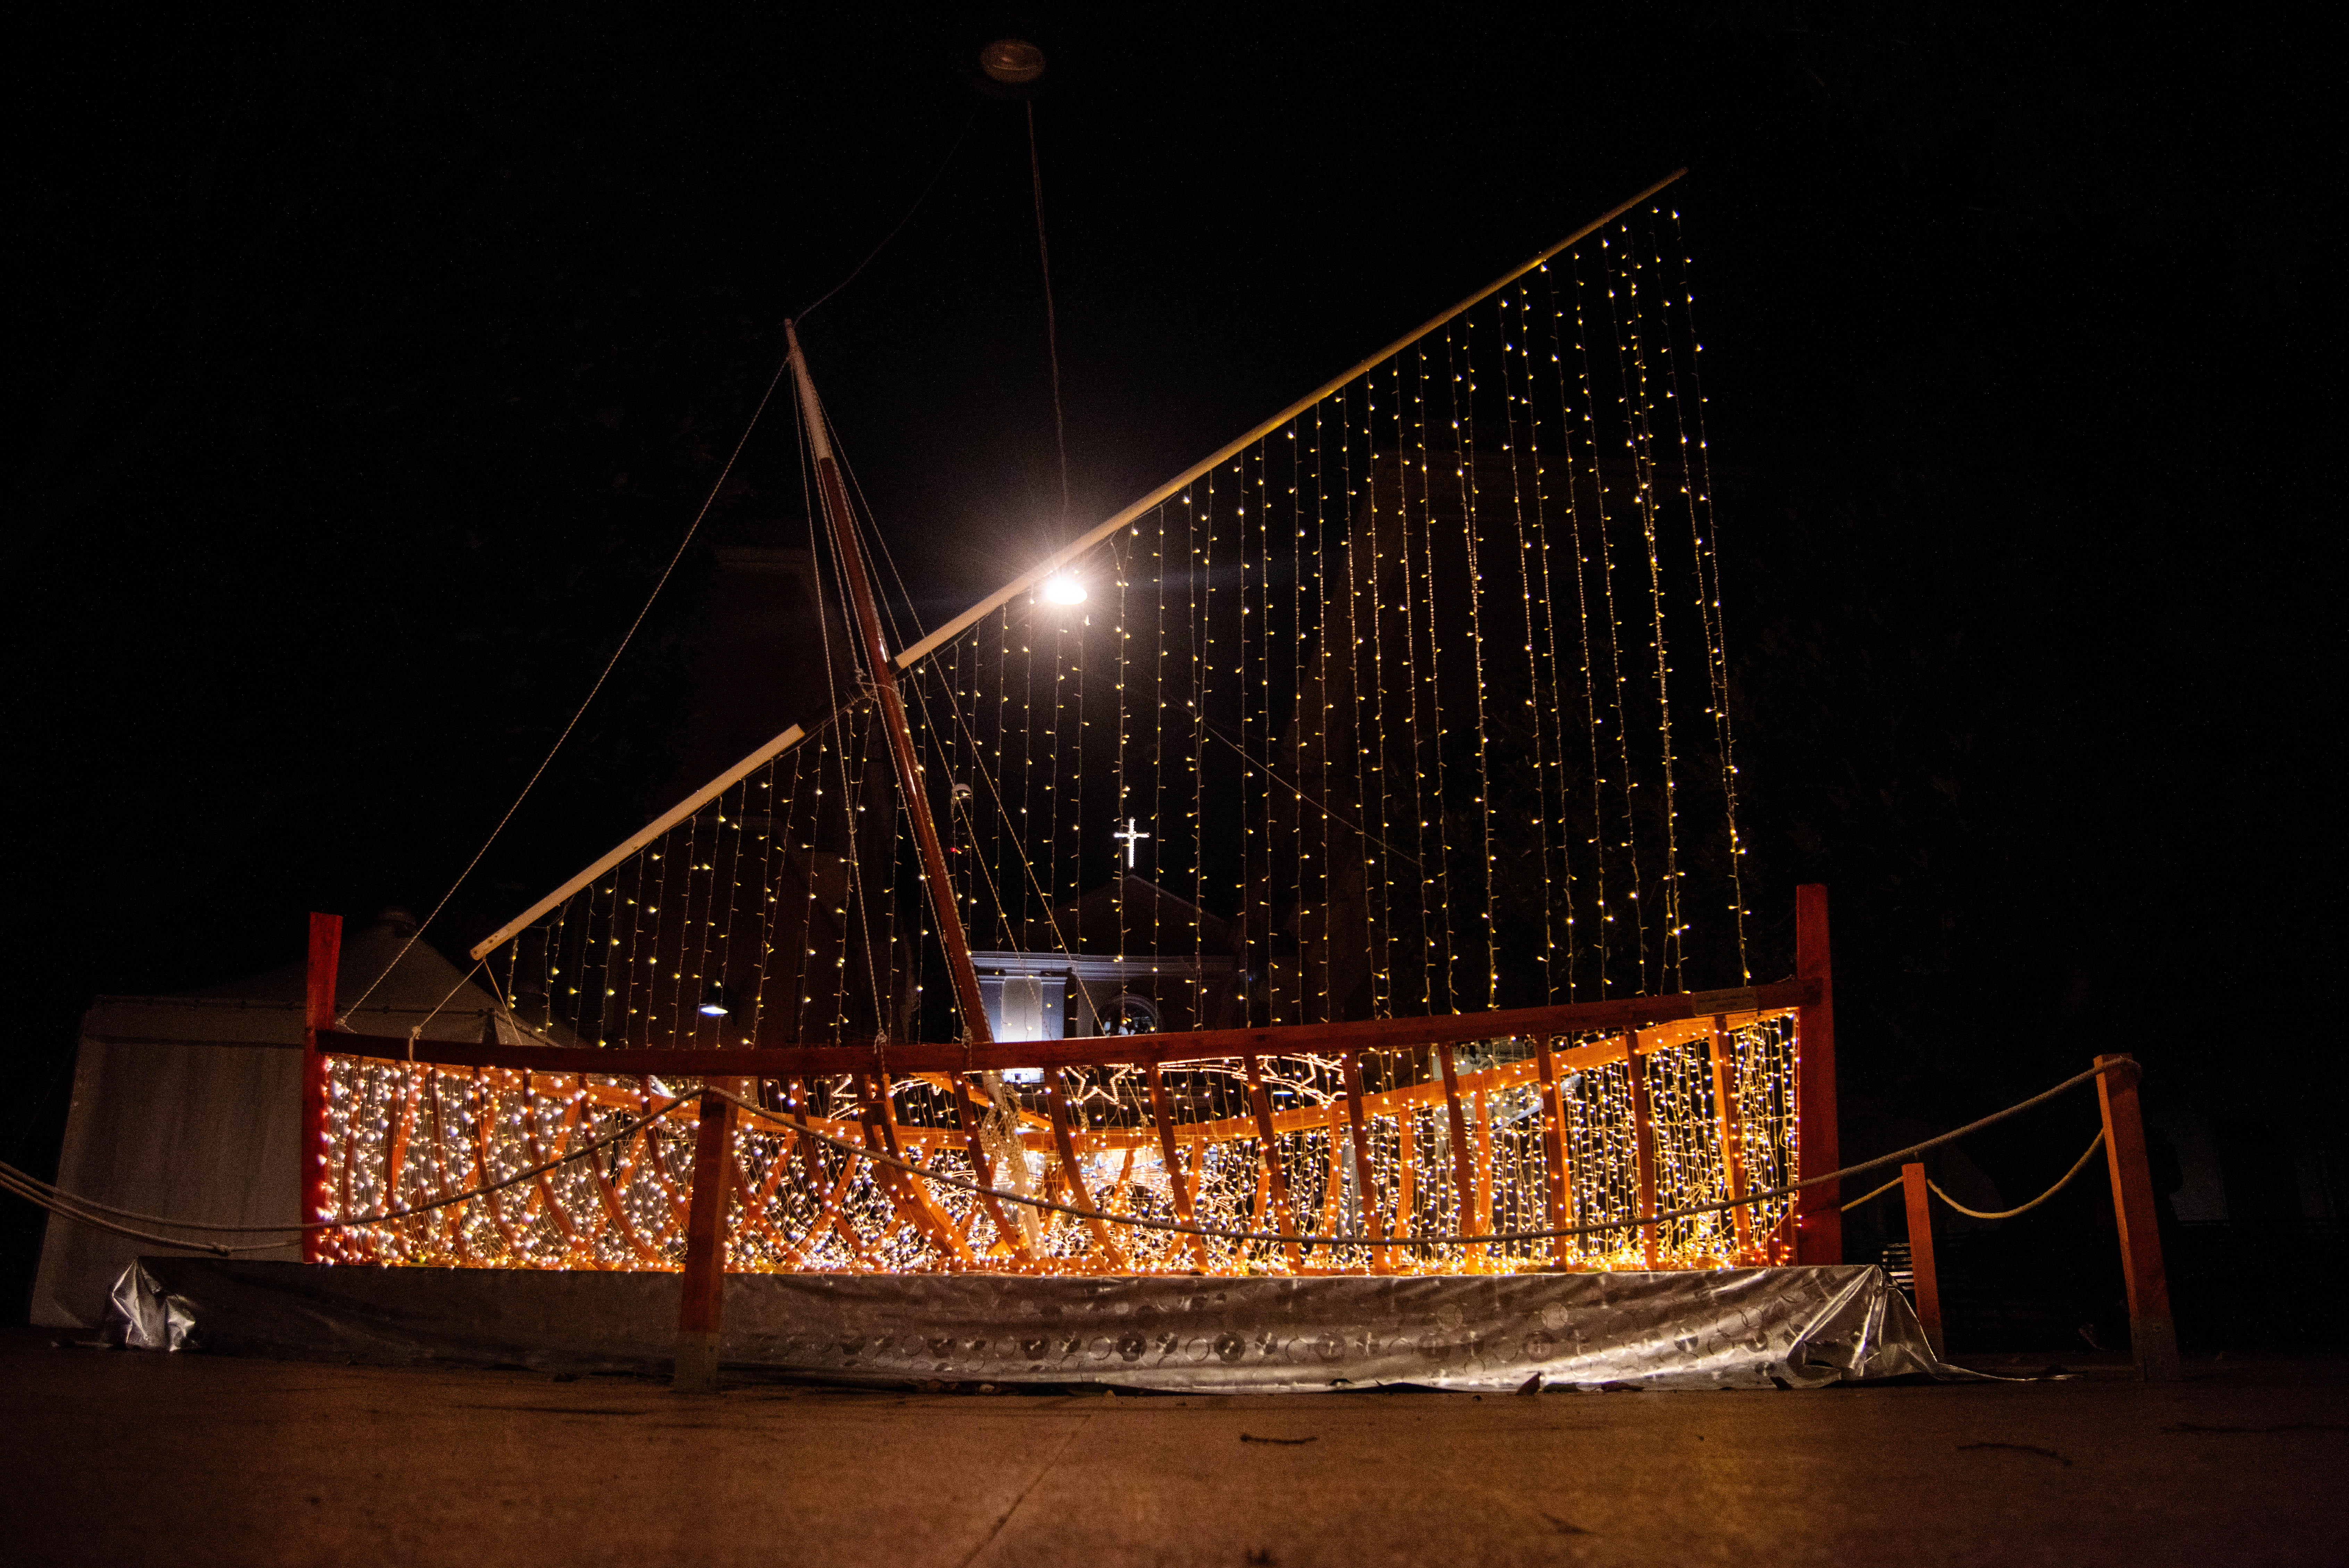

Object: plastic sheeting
[115,1258,1956,1391]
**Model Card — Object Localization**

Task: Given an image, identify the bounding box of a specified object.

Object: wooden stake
[1709,1016,1754,1259]
[301,912,341,1266]
[1536,1037,1573,1267]
[673,1091,734,1393]
[1341,1051,1386,1250]
[1794,883,1841,1264]
[1436,1044,1478,1251]
[1394,1106,1417,1252]
[1625,1034,1660,1269]
[2096,1053,2179,1381]
[1901,1162,1946,1358]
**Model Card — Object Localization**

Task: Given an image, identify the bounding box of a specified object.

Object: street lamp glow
[1042,575,1086,605]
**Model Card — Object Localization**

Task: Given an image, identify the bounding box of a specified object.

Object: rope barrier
[1841,1173,1906,1212]
[6,1060,2134,1258]
[1834,1130,2108,1222]
[1931,1131,2106,1220]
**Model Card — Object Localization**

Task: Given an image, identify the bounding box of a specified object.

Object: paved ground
[6,1327,2342,1567]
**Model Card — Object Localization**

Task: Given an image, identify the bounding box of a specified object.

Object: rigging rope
[342,349,796,1022]
[799,109,979,321]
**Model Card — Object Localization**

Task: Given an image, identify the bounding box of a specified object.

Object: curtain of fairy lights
[315,199,1793,1279]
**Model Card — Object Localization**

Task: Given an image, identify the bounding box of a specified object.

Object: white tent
[31,913,507,1328]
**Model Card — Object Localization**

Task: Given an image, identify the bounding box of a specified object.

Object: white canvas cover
[31,917,506,1327]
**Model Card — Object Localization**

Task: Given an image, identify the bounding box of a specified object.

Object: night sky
[13,8,2330,1328]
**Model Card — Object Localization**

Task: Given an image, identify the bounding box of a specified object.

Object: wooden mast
[784,324,1039,1265]
[784,321,995,1055]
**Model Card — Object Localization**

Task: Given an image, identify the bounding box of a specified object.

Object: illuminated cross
[1113,818,1151,868]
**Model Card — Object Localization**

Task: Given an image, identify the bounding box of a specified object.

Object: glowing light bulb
[1041,575,1086,606]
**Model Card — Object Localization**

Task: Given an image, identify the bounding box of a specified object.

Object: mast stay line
[468,169,1686,964]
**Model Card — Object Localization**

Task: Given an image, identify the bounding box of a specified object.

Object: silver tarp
[116,1258,1954,1391]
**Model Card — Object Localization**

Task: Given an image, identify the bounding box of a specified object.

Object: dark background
[12,6,2334,1345]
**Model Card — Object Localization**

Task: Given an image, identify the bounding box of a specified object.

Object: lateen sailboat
[295,173,1846,1315]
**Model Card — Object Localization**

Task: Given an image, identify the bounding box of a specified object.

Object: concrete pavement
[6,1328,2342,1566]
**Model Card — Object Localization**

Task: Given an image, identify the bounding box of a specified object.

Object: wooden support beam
[1709,1016,1754,1259]
[954,1077,1035,1262]
[673,1091,734,1393]
[1901,1162,1946,1358]
[301,912,340,1265]
[1145,1064,1209,1270]
[1626,1034,1660,1269]
[1794,883,1841,1263]
[470,1068,525,1256]
[1394,1106,1417,1250]
[2096,1053,2179,1381]
[1536,1037,1572,1267]
[380,1069,422,1262]
[1045,1070,1128,1269]
[1318,1100,1348,1242]
[1243,1052,1304,1270]
[857,1074,976,1267]
[1341,1051,1385,1249]
[1436,1044,1478,1252]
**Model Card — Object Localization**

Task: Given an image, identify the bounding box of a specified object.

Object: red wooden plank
[672,1091,733,1392]
[315,981,1812,1077]
[301,912,340,1265]
[1794,883,1841,1263]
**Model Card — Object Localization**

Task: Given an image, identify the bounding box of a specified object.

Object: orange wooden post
[673,1090,735,1392]
[2095,1053,2179,1381]
[1794,883,1841,1264]
[1625,1033,1661,1269]
[1900,1162,1946,1357]
[300,912,341,1265]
